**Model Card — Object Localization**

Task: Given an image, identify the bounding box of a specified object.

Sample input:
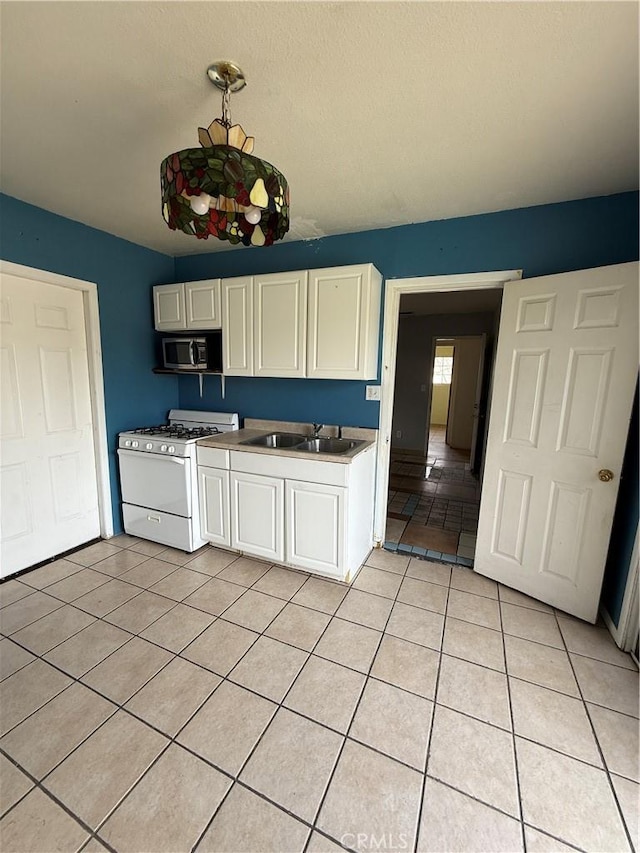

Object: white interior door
[447,336,485,449]
[475,262,638,621]
[1,273,100,576]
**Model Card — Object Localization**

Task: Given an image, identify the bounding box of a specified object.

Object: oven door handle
[117,449,186,465]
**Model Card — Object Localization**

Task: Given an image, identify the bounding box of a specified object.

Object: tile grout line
[0,745,119,853]
[496,582,528,852]
[553,608,637,852]
[303,554,414,852]
[412,572,452,853]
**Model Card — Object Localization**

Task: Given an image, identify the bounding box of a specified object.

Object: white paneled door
[0,273,100,576]
[475,262,638,621]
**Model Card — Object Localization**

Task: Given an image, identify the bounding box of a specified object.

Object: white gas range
[117,409,239,552]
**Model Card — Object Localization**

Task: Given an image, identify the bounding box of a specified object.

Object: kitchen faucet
[311,423,324,438]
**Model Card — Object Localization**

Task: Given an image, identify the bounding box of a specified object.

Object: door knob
[598,469,614,482]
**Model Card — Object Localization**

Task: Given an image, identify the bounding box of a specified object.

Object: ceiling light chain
[160,60,289,246]
[220,84,231,129]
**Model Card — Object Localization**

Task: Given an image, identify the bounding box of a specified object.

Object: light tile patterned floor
[0,537,638,853]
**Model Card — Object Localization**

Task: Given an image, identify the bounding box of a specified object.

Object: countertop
[197,421,377,464]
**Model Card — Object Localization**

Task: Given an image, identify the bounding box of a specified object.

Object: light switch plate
[366,385,381,401]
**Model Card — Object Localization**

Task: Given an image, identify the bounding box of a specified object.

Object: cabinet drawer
[197,447,230,469]
[230,450,349,486]
[122,503,196,551]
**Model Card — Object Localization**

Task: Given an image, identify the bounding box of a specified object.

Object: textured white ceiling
[1,1,637,256]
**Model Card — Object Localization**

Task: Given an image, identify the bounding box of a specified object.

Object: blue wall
[176,191,639,621]
[2,189,638,571]
[176,192,639,425]
[0,194,178,533]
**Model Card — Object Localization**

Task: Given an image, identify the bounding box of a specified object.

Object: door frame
[373,270,522,544]
[601,521,640,653]
[0,260,114,539]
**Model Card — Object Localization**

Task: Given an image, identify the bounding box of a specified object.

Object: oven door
[118,449,192,517]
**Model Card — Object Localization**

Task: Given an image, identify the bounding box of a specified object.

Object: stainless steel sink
[241,432,307,448]
[295,438,362,454]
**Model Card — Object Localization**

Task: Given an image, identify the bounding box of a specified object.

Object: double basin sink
[240,432,363,455]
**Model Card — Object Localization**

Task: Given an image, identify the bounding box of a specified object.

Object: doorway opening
[376,271,522,564]
[387,327,494,562]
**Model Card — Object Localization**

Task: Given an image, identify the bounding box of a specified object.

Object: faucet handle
[312,422,324,437]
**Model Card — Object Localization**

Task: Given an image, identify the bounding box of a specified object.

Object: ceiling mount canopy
[161,60,289,247]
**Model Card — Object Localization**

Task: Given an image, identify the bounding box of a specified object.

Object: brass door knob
[598,469,614,482]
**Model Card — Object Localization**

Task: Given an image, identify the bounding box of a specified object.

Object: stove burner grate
[131,424,221,439]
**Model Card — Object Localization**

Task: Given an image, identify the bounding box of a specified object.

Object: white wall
[447,336,484,449]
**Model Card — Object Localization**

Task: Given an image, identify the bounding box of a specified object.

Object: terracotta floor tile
[400,524,459,553]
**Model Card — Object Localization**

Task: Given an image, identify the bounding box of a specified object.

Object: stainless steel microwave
[161,333,222,372]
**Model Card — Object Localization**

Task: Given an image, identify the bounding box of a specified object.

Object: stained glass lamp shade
[161,61,289,246]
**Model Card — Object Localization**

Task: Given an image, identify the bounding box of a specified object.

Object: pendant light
[161,61,289,246]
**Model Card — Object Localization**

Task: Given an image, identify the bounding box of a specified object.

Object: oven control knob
[132,441,139,448]
[161,444,168,452]
[145,442,153,450]
[124,440,132,447]
[168,445,175,454]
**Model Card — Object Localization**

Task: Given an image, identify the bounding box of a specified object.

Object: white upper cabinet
[254,271,308,377]
[153,280,221,331]
[184,280,221,329]
[221,263,381,380]
[222,276,253,376]
[153,283,186,331]
[307,264,382,380]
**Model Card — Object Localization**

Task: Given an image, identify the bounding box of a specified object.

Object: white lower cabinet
[286,481,345,575]
[198,466,230,547]
[197,444,375,581]
[230,471,284,563]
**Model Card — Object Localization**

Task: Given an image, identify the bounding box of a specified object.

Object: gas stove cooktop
[118,409,240,455]
[131,424,221,440]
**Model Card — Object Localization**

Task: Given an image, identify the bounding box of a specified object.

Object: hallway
[385,427,480,564]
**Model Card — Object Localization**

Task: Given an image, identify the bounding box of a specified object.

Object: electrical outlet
[396,430,402,438]
[365,385,381,401]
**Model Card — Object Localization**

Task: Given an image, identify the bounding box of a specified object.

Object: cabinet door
[153,283,186,331]
[198,466,230,547]
[254,271,308,377]
[307,264,382,380]
[230,471,284,561]
[222,277,253,375]
[285,480,345,576]
[185,279,222,329]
